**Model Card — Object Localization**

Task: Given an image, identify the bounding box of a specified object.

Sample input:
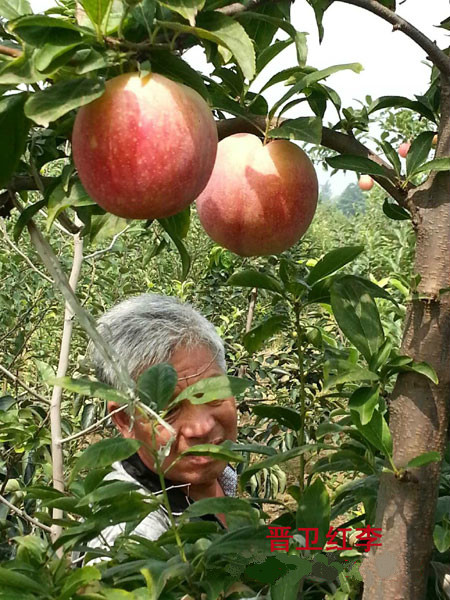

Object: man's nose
[179,403,216,440]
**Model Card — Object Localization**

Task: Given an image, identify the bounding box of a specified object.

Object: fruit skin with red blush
[72,72,218,220]
[196,133,319,257]
[358,175,374,191]
[398,141,411,158]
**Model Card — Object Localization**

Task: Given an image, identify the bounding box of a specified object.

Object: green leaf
[330,277,385,362]
[406,451,441,469]
[256,39,293,74]
[157,0,204,24]
[59,566,101,600]
[35,41,83,73]
[239,444,335,489]
[267,116,322,144]
[413,157,450,175]
[378,138,402,176]
[368,95,436,123]
[243,315,288,354]
[0,93,30,188]
[226,269,284,294]
[0,568,46,594]
[406,131,435,177]
[402,361,439,385]
[382,199,410,221]
[10,15,84,45]
[323,365,379,392]
[46,180,93,231]
[326,155,388,177]
[351,409,392,456]
[80,0,113,28]
[307,246,364,285]
[270,62,362,117]
[71,438,141,481]
[149,49,209,101]
[238,12,308,66]
[311,449,375,476]
[306,0,333,42]
[174,375,251,406]
[71,48,108,75]
[137,363,178,411]
[178,442,245,464]
[159,13,256,80]
[182,496,257,529]
[0,46,41,85]
[348,386,379,426]
[0,396,16,411]
[159,210,191,280]
[296,476,331,548]
[0,0,31,20]
[252,405,301,430]
[50,376,129,404]
[24,77,105,127]
[76,481,141,506]
[433,523,450,553]
[13,198,46,242]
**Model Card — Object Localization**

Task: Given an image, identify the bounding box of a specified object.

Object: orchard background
[0,0,449,599]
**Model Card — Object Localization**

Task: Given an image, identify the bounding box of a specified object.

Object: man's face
[114,344,237,489]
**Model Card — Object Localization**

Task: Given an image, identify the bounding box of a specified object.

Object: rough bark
[361,79,450,600]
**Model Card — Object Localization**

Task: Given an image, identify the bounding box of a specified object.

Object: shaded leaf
[243,315,288,354]
[150,49,208,100]
[81,0,113,28]
[59,566,101,600]
[406,131,435,177]
[71,438,141,481]
[268,116,322,144]
[0,0,31,20]
[368,95,436,123]
[348,386,379,426]
[13,198,46,242]
[252,404,301,430]
[0,93,30,188]
[177,442,244,463]
[159,210,191,280]
[227,269,284,294]
[50,376,128,404]
[46,180,93,231]
[326,155,387,177]
[383,198,410,221]
[137,363,178,411]
[158,0,204,24]
[351,409,392,456]
[174,375,251,406]
[296,476,330,548]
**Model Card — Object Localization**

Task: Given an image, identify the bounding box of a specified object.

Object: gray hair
[89,294,226,387]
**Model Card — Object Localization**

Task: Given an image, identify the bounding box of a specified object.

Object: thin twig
[0,363,50,404]
[0,494,52,533]
[0,44,22,58]
[0,220,53,284]
[84,226,131,260]
[60,404,128,444]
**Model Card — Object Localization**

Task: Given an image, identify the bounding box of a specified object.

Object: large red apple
[72,72,218,219]
[358,175,374,191]
[196,134,318,256]
[398,141,411,158]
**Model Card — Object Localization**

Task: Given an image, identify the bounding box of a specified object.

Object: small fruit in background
[196,133,318,257]
[432,134,438,146]
[72,72,218,220]
[358,174,374,191]
[398,141,411,158]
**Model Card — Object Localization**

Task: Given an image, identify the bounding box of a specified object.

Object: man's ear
[108,402,134,438]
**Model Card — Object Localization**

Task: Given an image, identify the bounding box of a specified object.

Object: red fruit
[358,175,374,191]
[196,133,318,256]
[398,142,411,158]
[72,73,218,219]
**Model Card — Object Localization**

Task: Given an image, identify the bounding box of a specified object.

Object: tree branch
[60,404,127,444]
[335,0,450,76]
[0,494,52,533]
[0,44,21,58]
[217,0,286,17]
[0,363,50,405]
[216,116,411,209]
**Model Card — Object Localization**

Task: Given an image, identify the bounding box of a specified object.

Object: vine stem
[293,303,306,493]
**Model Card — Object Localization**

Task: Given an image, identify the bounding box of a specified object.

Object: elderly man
[86,293,238,551]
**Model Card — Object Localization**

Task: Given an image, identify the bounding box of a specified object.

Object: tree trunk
[362,79,450,600]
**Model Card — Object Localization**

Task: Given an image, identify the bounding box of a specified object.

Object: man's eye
[209,399,224,407]
[165,406,180,421]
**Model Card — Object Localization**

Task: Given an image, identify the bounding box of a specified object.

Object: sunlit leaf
[268,116,322,144]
